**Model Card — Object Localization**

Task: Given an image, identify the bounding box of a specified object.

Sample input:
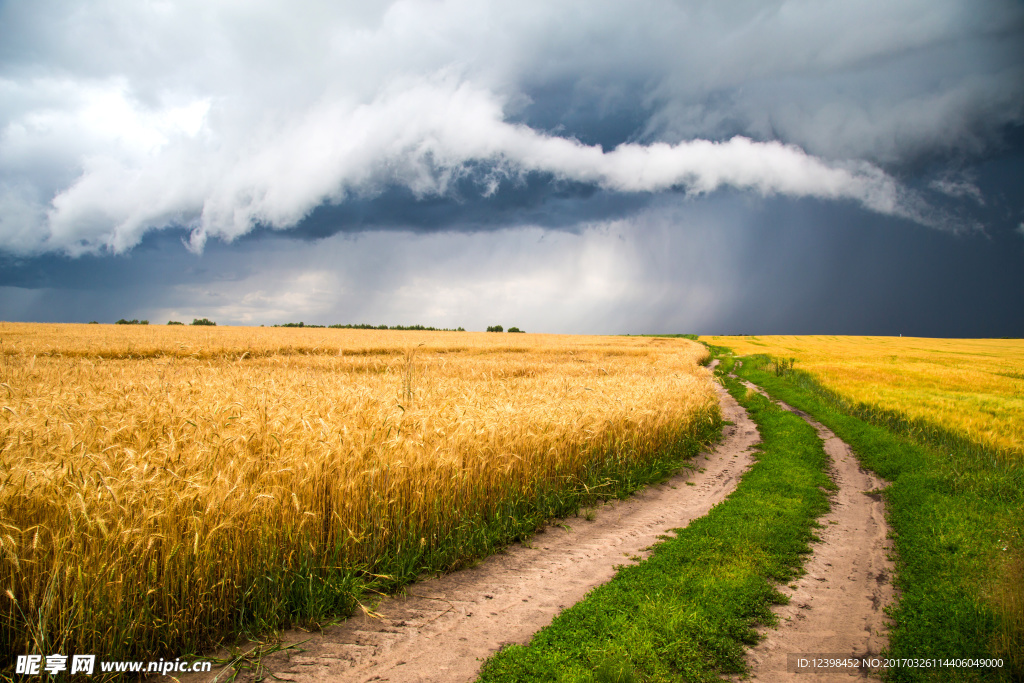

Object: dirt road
[737,379,895,682]
[181,375,759,683]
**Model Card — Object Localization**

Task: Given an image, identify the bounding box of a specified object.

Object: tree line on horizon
[103,319,530,332]
[106,318,216,326]
[272,322,466,331]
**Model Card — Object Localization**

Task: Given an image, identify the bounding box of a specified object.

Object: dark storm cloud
[277,174,654,240]
[1,0,1023,337]
[1,0,1022,256]
[4,185,1021,336]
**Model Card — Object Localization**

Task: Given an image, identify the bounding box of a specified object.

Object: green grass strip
[477,374,833,683]
[720,350,1022,683]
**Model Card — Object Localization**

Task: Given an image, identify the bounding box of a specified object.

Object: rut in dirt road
[737,377,895,683]
[179,375,759,683]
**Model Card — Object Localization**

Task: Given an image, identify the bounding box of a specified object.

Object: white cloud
[0,0,1020,255]
[3,79,914,255]
[929,175,985,205]
[162,270,341,325]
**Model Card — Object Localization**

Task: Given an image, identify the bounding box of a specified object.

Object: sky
[1,0,1022,336]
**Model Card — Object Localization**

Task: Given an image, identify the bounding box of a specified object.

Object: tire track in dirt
[736,377,895,682]
[178,372,759,683]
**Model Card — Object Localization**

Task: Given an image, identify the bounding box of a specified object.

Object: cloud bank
[1,0,1021,255]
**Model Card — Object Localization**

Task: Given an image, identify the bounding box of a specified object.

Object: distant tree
[88,321,99,324]
[507,326,524,333]
[486,325,504,332]
[167,321,184,325]
[327,323,466,331]
[191,318,216,326]
[115,319,148,325]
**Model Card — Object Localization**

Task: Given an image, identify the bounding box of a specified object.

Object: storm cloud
[1,0,1022,335]
[1,0,1022,255]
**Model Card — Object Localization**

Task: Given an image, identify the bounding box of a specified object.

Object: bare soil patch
[175,376,758,683]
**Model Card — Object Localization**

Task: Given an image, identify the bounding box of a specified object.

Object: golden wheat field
[702,335,1024,459]
[0,323,718,661]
